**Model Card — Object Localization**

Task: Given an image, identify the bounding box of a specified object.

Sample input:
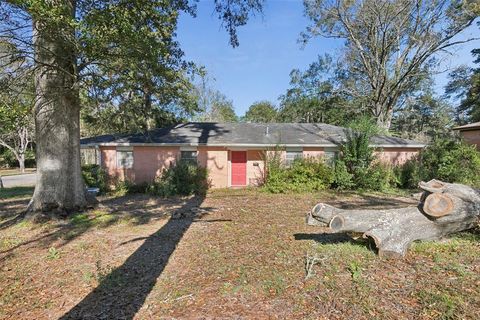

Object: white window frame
[180,147,198,164]
[116,147,134,169]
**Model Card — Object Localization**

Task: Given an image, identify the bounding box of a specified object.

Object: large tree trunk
[28,1,87,214]
[307,180,480,258]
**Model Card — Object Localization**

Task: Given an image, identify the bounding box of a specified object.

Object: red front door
[231,151,247,186]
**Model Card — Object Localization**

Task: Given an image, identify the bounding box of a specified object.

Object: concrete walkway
[1,173,36,188]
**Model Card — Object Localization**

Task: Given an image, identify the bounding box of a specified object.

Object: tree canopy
[0,0,263,213]
[302,0,479,129]
[277,55,355,125]
[446,49,480,123]
[243,101,277,123]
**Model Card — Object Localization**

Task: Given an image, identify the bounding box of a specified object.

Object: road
[1,173,36,188]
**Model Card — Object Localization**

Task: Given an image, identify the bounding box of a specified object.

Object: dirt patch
[0,189,478,319]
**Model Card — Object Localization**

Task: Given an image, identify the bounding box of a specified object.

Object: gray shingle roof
[453,121,480,131]
[80,122,425,148]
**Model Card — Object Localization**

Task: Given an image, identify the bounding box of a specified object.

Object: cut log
[307,180,480,258]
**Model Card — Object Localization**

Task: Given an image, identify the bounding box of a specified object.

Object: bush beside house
[263,135,480,193]
[397,138,480,188]
[82,161,209,197]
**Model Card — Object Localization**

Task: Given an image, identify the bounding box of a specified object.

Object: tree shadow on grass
[0,192,210,257]
[294,232,354,244]
[59,194,210,320]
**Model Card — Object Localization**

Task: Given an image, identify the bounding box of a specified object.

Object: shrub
[358,162,397,192]
[341,128,375,175]
[397,138,480,188]
[335,120,398,191]
[264,156,334,193]
[332,159,354,190]
[288,157,335,192]
[81,164,108,193]
[147,161,209,197]
[394,157,421,189]
[112,179,147,196]
[421,139,480,186]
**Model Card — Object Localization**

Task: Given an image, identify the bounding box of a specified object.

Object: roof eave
[81,142,425,148]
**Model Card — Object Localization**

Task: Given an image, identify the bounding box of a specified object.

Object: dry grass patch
[0,188,478,319]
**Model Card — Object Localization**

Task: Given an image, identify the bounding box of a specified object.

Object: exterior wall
[100,146,135,182]
[99,145,423,189]
[376,147,421,166]
[198,147,228,188]
[459,130,480,150]
[303,147,325,158]
[246,150,265,186]
[101,146,179,184]
[133,146,180,184]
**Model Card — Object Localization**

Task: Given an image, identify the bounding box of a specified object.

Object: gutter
[80,142,426,149]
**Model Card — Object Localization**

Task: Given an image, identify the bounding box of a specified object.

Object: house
[80,122,425,188]
[453,121,480,150]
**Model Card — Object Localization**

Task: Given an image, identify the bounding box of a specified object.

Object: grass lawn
[0,188,478,319]
[0,168,36,176]
[0,186,34,200]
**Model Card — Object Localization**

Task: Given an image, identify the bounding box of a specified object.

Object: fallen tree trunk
[307,180,480,258]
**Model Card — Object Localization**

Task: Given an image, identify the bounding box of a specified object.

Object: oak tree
[302,0,479,129]
[0,0,262,213]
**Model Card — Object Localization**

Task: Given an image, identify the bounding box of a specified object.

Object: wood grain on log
[307,180,480,258]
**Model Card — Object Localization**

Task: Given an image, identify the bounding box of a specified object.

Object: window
[285,149,303,166]
[180,150,197,164]
[324,147,338,165]
[117,150,133,169]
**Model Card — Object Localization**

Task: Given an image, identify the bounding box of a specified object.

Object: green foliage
[356,162,397,192]
[193,73,238,123]
[46,247,60,260]
[81,164,108,193]
[420,139,480,186]
[264,154,334,193]
[394,158,421,189]
[147,161,209,197]
[348,260,363,281]
[332,159,354,190]
[341,129,375,175]
[398,138,480,188]
[111,179,146,197]
[446,49,480,123]
[0,148,36,168]
[302,0,477,129]
[392,92,455,141]
[243,101,277,123]
[335,118,397,191]
[347,115,385,136]
[277,55,353,125]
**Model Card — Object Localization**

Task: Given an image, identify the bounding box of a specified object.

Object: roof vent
[265,126,270,136]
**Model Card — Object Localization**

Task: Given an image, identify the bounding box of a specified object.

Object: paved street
[1,173,36,188]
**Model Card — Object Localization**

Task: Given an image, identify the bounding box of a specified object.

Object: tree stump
[307,180,480,258]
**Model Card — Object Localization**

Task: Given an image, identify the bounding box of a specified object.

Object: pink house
[80,122,425,188]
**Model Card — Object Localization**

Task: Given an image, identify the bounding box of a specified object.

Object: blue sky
[177,1,480,117]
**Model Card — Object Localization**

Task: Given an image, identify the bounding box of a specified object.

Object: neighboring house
[80,122,425,188]
[453,121,480,150]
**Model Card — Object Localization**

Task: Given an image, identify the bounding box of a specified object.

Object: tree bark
[28,0,87,214]
[18,152,25,173]
[307,180,480,258]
